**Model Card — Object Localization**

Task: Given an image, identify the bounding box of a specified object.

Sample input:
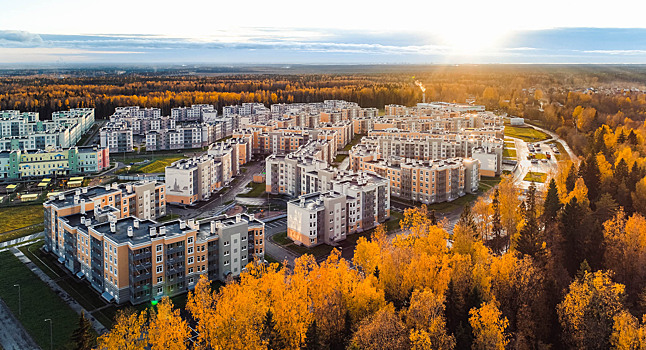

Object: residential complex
[0,145,110,179]
[0,108,95,151]
[287,171,390,247]
[43,183,264,304]
[100,105,236,153]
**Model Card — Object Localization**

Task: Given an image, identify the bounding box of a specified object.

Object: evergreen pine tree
[559,197,586,276]
[304,320,320,350]
[543,179,561,225]
[516,182,544,258]
[582,154,601,202]
[71,312,95,350]
[618,129,627,144]
[261,309,285,350]
[628,129,638,145]
[615,158,629,181]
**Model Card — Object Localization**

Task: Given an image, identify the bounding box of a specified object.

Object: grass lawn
[342,134,365,151]
[504,126,550,142]
[239,182,266,198]
[0,224,43,243]
[334,154,348,163]
[503,148,517,159]
[534,153,547,160]
[549,141,570,161]
[524,172,547,183]
[504,142,516,148]
[272,232,290,245]
[0,204,43,233]
[135,157,184,173]
[0,251,81,349]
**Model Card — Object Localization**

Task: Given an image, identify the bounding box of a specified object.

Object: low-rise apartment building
[100,121,134,153]
[165,155,221,205]
[0,145,110,179]
[287,171,390,247]
[44,189,264,304]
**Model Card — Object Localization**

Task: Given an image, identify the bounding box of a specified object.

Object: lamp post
[44,318,53,350]
[13,284,20,316]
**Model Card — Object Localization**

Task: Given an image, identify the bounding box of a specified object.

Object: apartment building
[44,191,264,304]
[0,108,95,151]
[165,155,221,205]
[265,153,327,196]
[44,181,167,259]
[357,157,479,203]
[171,104,217,122]
[100,121,134,153]
[287,171,390,247]
[0,146,110,179]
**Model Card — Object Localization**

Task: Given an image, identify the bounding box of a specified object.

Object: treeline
[2,66,646,133]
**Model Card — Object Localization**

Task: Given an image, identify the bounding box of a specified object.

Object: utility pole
[13,284,20,316]
[44,318,53,350]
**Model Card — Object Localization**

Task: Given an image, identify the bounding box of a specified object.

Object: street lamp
[44,318,53,350]
[13,284,20,316]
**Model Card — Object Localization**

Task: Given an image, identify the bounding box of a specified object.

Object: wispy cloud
[2,28,646,64]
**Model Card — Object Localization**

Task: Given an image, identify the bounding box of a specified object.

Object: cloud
[0,30,44,46]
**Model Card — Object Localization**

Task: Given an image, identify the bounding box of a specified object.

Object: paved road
[262,218,299,265]
[171,161,266,219]
[0,297,40,350]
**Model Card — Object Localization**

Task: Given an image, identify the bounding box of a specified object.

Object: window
[156,266,163,273]
[156,255,162,263]
[187,237,193,244]
[157,287,163,294]
[188,267,193,274]
[188,277,194,284]
[187,247,193,254]
[188,257,193,264]
[156,244,162,252]
[224,260,229,266]
[157,276,163,283]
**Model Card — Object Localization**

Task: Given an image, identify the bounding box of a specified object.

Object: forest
[8,65,646,349]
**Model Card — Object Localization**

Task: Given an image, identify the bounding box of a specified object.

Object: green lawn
[343,134,365,151]
[135,157,184,173]
[504,126,550,142]
[503,148,517,159]
[272,232,290,245]
[334,154,348,163]
[157,213,181,223]
[534,153,547,160]
[239,182,266,198]
[0,224,44,243]
[0,204,43,233]
[524,172,547,183]
[0,251,80,350]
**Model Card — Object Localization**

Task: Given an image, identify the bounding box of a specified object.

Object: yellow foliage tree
[469,301,510,350]
[96,309,148,350]
[147,297,190,350]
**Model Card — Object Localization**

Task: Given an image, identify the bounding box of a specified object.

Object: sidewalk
[9,247,107,335]
[0,232,44,252]
[0,297,40,350]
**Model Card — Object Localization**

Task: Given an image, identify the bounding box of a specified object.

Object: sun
[438,25,510,55]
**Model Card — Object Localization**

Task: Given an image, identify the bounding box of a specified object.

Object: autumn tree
[351,305,410,350]
[147,297,190,350]
[557,270,626,349]
[97,309,148,350]
[404,289,455,350]
[469,302,509,350]
[516,182,545,259]
[610,311,646,350]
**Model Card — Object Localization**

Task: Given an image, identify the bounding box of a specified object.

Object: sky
[2,0,646,65]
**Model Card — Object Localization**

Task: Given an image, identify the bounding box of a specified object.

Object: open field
[135,157,184,173]
[524,172,547,183]
[504,126,550,142]
[503,148,517,159]
[334,154,348,163]
[0,251,80,350]
[0,205,43,233]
